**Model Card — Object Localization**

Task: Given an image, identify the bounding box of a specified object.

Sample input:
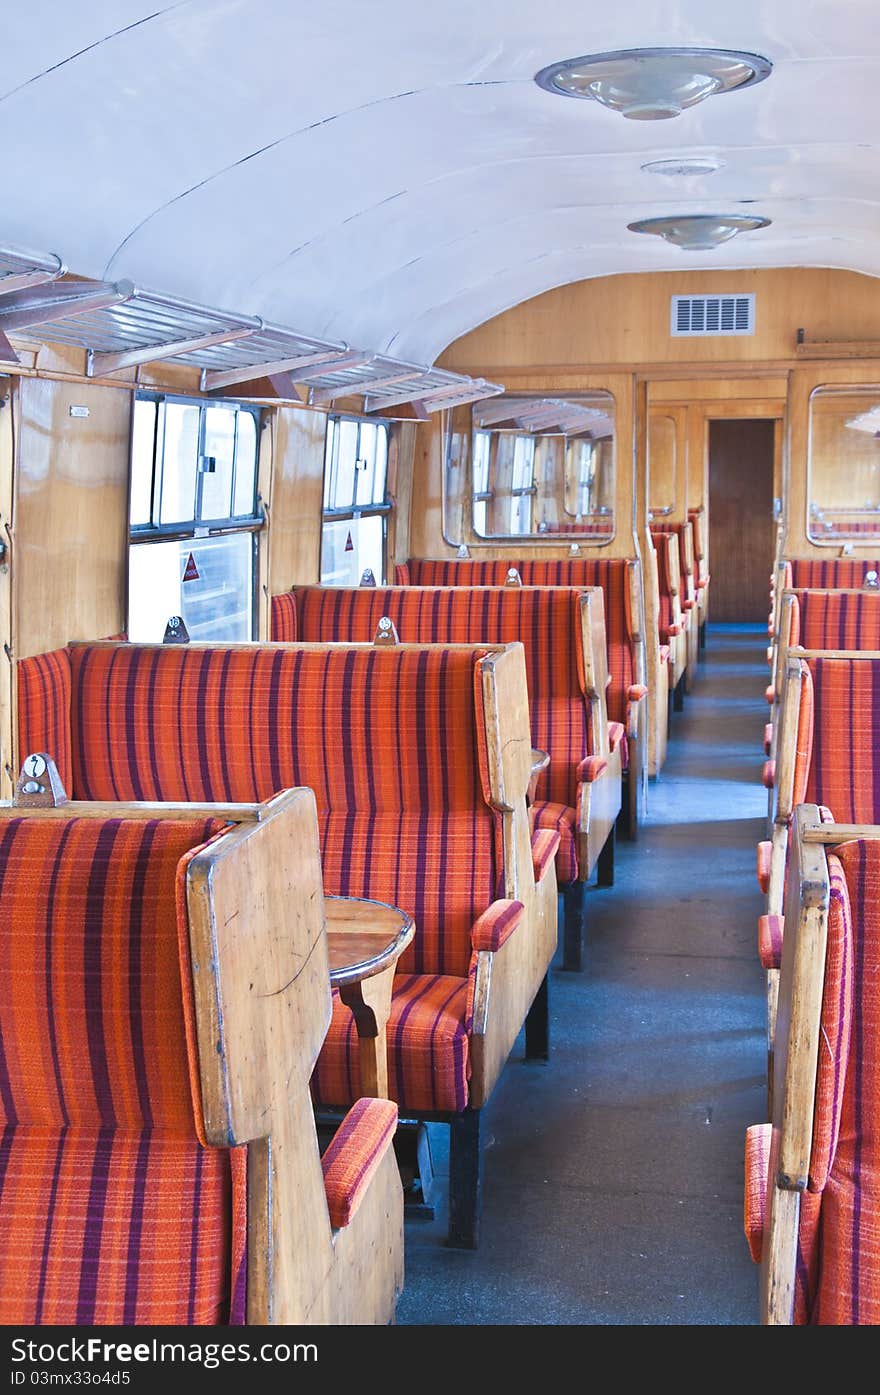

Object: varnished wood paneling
[709,419,776,621]
[440,269,880,374]
[784,363,880,556]
[14,377,129,659]
[266,406,327,594]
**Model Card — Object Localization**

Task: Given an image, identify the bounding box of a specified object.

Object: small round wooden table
[325,895,415,1098]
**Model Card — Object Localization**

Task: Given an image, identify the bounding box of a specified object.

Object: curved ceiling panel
[3,2,880,362]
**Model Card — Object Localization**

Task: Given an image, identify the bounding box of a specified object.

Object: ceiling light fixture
[627,213,771,250]
[535,47,771,121]
[641,156,726,177]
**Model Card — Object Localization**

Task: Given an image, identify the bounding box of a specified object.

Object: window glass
[159,403,200,524]
[333,419,359,509]
[320,415,390,584]
[129,394,261,641]
[200,405,236,520]
[807,386,880,542]
[128,533,254,642]
[465,392,616,540]
[321,515,385,586]
[233,411,258,516]
[129,398,157,527]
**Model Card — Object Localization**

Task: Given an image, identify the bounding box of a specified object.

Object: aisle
[397,624,769,1326]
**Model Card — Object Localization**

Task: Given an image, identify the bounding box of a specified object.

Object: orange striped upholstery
[651,531,681,644]
[289,585,602,882]
[0,814,240,1325]
[803,657,880,821]
[69,644,501,981]
[808,854,854,1195]
[531,828,561,884]
[758,913,784,970]
[791,588,880,651]
[395,558,639,741]
[757,840,772,895]
[804,839,880,1324]
[17,649,73,793]
[270,592,297,643]
[813,520,880,537]
[531,801,577,883]
[320,1098,398,1229]
[470,899,525,953]
[744,1123,771,1264]
[793,662,814,810]
[313,974,472,1113]
[789,559,880,589]
[687,509,708,591]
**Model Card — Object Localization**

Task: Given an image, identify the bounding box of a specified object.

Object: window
[463,392,616,540]
[807,385,880,543]
[321,415,390,585]
[128,393,262,641]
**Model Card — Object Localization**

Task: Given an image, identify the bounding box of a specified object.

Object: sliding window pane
[159,403,200,524]
[200,405,236,521]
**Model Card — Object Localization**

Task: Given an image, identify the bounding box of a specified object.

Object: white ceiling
[2,2,879,364]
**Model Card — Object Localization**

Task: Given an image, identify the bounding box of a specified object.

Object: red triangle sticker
[182,552,200,582]
[344,531,354,552]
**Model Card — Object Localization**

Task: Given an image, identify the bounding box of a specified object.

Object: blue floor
[396,624,768,1325]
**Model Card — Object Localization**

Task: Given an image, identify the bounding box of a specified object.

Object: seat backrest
[17,648,73,793]
[0,810,232,1324]
[789,558,880,589]
[803,655,880,822]
[270,591,297,642]
[292,584,597,807]
[650,530,679,639]
[396,557,637,726]
[68,642,502,978]
[792,588,880,652]
[808,837,880,1324]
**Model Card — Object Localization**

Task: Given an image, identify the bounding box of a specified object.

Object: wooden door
[708,419,776,622]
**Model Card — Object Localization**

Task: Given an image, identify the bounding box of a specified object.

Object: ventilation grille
[670,293,755,337]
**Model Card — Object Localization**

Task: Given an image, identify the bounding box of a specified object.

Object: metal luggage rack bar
[0,241,504,408]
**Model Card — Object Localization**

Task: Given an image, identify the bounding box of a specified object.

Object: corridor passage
[398,624,769,1325]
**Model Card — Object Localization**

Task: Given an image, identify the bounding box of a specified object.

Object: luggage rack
[0,241,503,412]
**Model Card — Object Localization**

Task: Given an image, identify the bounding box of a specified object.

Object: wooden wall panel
[785,363,880,555]
[440,269,880,375]
[265,406,327,595]
[14,376,130,661]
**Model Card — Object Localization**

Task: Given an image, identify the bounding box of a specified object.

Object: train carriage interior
[2,0,880,1332]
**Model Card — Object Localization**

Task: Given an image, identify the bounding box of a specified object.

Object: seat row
[745,555,880,1323]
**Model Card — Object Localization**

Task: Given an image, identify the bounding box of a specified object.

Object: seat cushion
[532,800,578,884]
[312,973,471,1114]
[0,1129,232,1324]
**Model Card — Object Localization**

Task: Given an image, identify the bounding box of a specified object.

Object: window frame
[127,391,263,642]
[129,391,264,544]
[320,412,392,583]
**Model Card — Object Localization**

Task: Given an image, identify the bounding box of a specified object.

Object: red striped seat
[18,643,530,1127]
[286,584,612,884]
[747,842,879,1323]
[0,814,241,1325]
[788,558,880,589]
[789,587,880,652]
[395,558,641,763]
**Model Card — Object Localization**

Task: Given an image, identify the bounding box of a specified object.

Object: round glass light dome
[627,213,771,250]
[535,47,771,121]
